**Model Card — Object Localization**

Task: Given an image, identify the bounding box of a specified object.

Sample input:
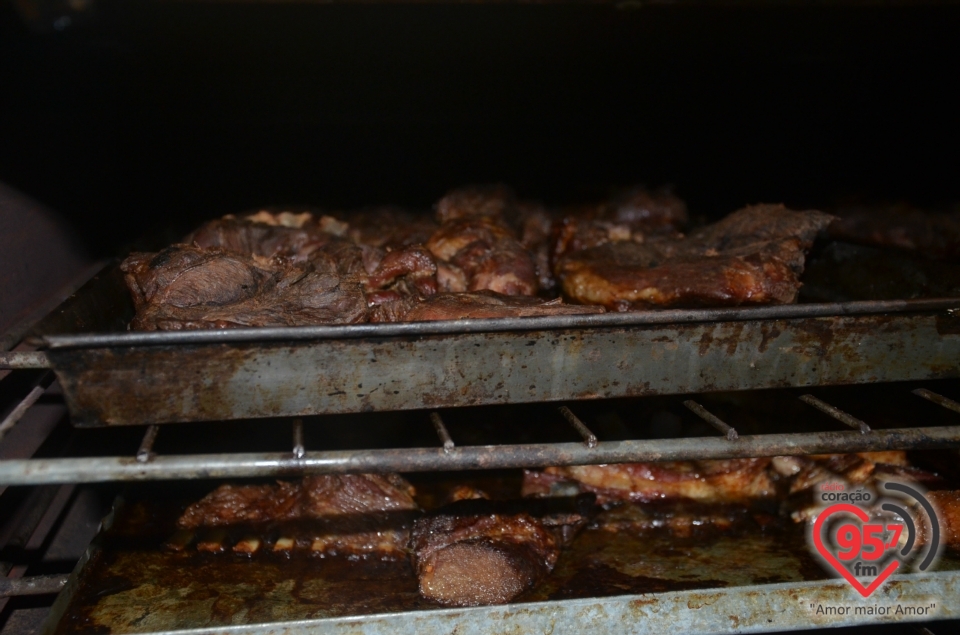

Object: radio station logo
[809,481,941,597]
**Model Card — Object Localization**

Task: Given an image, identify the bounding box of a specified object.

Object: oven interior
[2,2,960,634]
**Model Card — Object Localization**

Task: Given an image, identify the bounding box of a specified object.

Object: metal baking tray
[42,482,960,635]
[7,263,960,426]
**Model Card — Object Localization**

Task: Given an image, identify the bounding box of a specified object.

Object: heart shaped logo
[812,503,901,597]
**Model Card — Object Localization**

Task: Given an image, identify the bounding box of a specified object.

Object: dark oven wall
[1,2,959,258]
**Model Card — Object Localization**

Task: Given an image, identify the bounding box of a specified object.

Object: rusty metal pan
[40,489,960,635]
[47,573,957,635]
[7,264,960,426]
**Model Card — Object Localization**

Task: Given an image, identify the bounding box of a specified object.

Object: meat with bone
[522,459,776,506]
[557,204,835,310]
[373,290,605,323]
[427,186,539,296]
[174,474,420,557]
[551,186,688,264]
[411,499,560,606]
[827,203,960,260]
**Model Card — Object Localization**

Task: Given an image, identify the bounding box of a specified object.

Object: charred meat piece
[186,209,343,262]
[122,241,370,330]
[381,290,605,322]
[345,206,440,250]
[552,186,688,264]
[177,480,303,528]
[411,500,560,606]
[175,474,419,557]
[427,186,539,296]
[522,459,776,506]
[435,184,517,224]
[557,204,834,310]
[827,203,960,259]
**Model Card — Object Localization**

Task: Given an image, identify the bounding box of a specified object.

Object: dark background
[1,1,959,257]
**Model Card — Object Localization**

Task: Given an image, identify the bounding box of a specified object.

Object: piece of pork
[427,186,539,296]
[557,204,835,310]
[174,474,419,558]
[522,459,777,506]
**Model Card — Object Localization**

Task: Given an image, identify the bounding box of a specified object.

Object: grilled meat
[522,459,777,506]
[427,186,539,296]
[186,209,343,262]
[551,186,688,264]
[345,206,440,250]
[174,474,419,557]
[411,500,560,606]
[557,204,835,310]
[122,241,370,329]
[828,203,960,259]
[123,235,445,329]
[377,290,605,322]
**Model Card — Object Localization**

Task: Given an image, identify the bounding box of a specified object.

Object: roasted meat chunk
[427,186,539,296]
[345,206,440,250]
[122,241,370,329]
[557,204,835,310]
[174,474,420,557]
[828,203,960,259]
[522,459,777,505]
[411,503,560,606]
[378,290,604,322]
[551,186,688,263]
[186,209,343,262]
[122,236,447,329]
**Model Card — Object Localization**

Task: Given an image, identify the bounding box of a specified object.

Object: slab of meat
[551,186,688,264]
[186,209,345,263]
[557,204,835,310]
[174,474,420,557]
[411,500,560,606]
[522,459,776,505]
[122,242,370,329]
[828,203,960,259]
[122,237,445,329]
[374,290,605,322]
[427,186,539,296]
[772,452,947,524]
[345,206,439,250]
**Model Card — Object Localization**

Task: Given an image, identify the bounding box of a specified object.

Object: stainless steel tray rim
[40,297,960,350]
[75,570,958,635]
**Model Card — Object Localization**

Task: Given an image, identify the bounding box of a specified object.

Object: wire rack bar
[1,425,958,486]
